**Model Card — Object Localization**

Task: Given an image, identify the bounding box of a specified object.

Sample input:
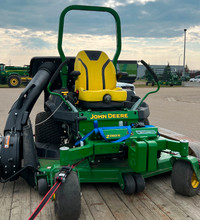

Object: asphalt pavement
[136,86,200,142]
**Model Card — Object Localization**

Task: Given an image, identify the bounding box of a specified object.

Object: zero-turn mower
[0,5,200,220]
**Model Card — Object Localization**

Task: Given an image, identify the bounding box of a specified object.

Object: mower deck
[39,152,172,184]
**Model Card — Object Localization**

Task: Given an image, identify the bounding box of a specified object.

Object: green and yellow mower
[0,5,200,220]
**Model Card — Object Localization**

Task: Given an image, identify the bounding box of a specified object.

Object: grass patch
[0,84,9,88]
[0,84,26,88]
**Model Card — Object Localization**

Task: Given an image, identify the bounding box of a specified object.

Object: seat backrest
[74,50,117,91]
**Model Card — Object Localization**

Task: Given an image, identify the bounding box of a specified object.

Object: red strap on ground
[28,180,62,220]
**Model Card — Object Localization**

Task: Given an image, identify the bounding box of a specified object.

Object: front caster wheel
[171,160,200,196]
[38,178,48,196]
[134,174,145,193]
[123,173,136,195]
[54,171,81,220]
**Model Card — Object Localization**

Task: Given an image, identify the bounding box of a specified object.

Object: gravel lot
[0,86,200,141]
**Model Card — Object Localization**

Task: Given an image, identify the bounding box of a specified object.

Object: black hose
[49,58,69,84]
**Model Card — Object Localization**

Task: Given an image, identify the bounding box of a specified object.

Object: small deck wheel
[38,178,49,196]
[171,160,200,196]
[133,174,145,193]
[54,171,81,220]
[123,173,136,195]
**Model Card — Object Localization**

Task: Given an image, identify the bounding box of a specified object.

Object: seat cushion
[74,50,127,103]
[74,51,117,91]
[78,87,127,102]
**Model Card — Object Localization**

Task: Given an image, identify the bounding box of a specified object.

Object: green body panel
[94,142,121,154]
[146,140,158,172]
[117,61,137,76]
[78,110,139,134]
[143,153,173,178]
[128,140,147,172]
[38,159,61,187]
[76,159,127,185]
[60,144,94,165]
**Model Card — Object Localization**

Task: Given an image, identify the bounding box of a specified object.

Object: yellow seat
[74,50,127,103]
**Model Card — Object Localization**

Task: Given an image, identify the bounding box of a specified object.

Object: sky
[0,0,200,70]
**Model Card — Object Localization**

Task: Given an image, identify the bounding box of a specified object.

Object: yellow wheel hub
[191,172,199,188]
[53,193,56,200]
[10,78,19,86]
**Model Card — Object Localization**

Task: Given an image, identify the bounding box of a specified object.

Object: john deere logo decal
[90,113,128,120]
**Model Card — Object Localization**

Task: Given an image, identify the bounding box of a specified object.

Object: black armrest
[70,71,80,79]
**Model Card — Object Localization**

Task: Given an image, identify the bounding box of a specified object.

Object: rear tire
[54,171,81,220]
[171,160,200,196]
[7,75,21,88]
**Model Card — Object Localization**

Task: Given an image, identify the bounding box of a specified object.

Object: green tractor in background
[159,64,181,86]
[0,63,31,87]
[0,5,200,220]
[146,63,182,86]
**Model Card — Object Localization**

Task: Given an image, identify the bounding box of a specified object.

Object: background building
[137,64,184,79]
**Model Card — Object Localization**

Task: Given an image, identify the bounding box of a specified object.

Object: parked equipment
[0,5,200,220]
[0,63,31,87]
[146,64,182,86]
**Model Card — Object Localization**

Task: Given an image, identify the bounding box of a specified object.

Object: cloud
[140,10,151,16]
[103,0,156,8]
[126,0,156,5]
[187,26,200,42]
[118,0,200,38]
[103,0,126,8]
[1,24,200,69]
[1,0,200,39]
[0,27,58,65]
[0,0,199,69]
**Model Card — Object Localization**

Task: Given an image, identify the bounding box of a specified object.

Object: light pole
[182,29,187,79]
[178,54,182,74]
